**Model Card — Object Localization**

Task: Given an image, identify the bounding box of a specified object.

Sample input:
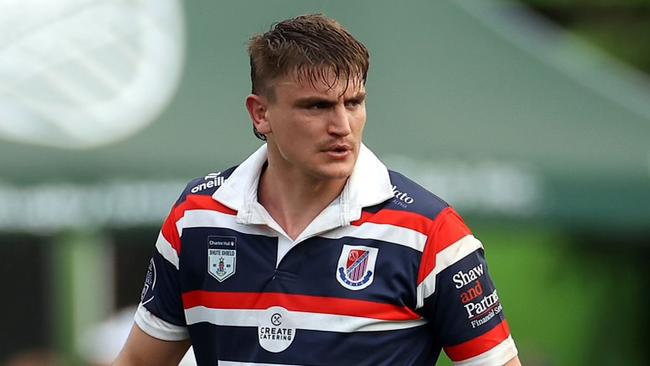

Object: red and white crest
[336,245,379,290]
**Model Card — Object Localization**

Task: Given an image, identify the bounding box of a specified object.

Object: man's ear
[245,94,271,136]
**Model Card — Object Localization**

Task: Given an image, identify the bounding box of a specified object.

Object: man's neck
[257,164,348,240]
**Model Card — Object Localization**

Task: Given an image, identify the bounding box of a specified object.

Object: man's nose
[328,105,352,136]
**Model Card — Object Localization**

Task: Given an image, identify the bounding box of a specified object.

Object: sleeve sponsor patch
[421,248,508,347]
[140,258,156,305]
[452,263,503,328]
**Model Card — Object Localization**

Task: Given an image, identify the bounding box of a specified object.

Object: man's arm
[505,355,522,366]
[113,324,191,366]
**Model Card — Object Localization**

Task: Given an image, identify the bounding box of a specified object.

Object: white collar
[213,143,393,237]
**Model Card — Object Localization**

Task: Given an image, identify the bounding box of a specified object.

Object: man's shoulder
[173,165,238,206]
[374,170,450,221]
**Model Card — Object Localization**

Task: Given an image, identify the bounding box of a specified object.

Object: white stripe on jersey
[135,303,189,341]
[453,335,518,366]
[176,210,426,255]
[219,361,299,366]
[323,222,428,252]
[155,232,180,270]
[185,306,426,333]
[416,235,484,308]
[176,209,276,237]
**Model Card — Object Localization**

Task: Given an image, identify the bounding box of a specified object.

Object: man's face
[261,73,367,181]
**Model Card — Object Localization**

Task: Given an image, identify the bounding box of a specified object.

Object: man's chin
[308,163,354,181]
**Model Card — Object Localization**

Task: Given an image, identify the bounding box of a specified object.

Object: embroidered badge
[336,245,379,290]
[140,258,156,305]
[207,236,237,282]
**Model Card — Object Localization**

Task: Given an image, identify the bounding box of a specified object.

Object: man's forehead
[274,71,365,97]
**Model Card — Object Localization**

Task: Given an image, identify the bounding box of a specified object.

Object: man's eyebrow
[293,96,338,107]
[294,91,367,106]
[345,91,367,102]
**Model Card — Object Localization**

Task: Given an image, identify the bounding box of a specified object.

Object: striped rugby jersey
[135,144,518,366]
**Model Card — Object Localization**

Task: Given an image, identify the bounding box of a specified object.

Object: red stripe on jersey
[434,209,472,252]
[182,291,422,321]
[164,195,237,255]
[417,208,472,284]
[351,209,435,236]
[176,194,237,216]
[444,320,511,362]
[161,213,181,255]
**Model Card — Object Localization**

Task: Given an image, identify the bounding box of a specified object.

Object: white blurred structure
[78,306,196,366]
[0,0,185,148]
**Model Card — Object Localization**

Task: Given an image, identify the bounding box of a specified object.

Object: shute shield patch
[207,236,237,282]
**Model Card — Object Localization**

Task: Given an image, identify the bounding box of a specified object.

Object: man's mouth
[323,143,352,152]
[323,144,352,158]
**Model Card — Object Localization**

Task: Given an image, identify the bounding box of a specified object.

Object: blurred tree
[511,0,650,74]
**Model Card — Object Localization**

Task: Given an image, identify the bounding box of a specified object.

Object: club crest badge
[336,245,379,290]
[207,236,237,282]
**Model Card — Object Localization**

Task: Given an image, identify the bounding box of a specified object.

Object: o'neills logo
[190,172,224,193]
[392,185,414,206]
[258,307,296,353]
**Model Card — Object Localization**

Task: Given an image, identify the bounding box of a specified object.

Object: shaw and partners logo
[452,263,484,289]
[454,264,486,304]
[465,289,502,329]
[452,263,502,328]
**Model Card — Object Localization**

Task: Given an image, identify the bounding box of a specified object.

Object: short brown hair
[248,14,370,99]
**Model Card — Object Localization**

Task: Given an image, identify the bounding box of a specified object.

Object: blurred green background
[1,0,648,365]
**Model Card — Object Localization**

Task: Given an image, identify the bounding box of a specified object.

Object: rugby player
[114,14,521,366]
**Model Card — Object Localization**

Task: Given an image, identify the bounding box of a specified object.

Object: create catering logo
[336,245,379,290]
[207,236,237,282]
[258,306,295,353]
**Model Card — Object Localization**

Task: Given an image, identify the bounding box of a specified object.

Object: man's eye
[308,102,329,110]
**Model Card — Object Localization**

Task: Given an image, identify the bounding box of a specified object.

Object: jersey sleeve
[134,201,189,341]
[416,208,518,365]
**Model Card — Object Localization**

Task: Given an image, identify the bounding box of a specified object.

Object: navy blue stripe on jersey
[386,170,450,220]
[188,323,440,366]
[178,230,423,309]
[142,249,186,326]
[179,227,278,293]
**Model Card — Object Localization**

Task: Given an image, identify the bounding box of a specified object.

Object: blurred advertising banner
[1,0,649,233]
